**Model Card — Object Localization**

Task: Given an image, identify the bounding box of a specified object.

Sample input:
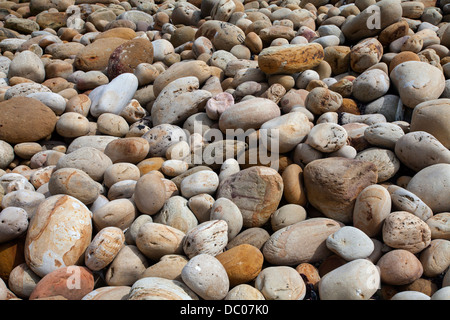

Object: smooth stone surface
[382,211,431,254]
[219,97,281,132]
[0,207,28,244]
[263,218,343,265]
[390,61,445,109]
[85,227,125,272]
[270,204,307,232]
[151,76,212,126]
[216,244,263,287]
[92,199,137,231]
[426,212,450,240]
[182,220,228,259]
[419,239,450,277]
[135,223,185,261]
[258,43,324,74]
[406,164,450,213]
[259,112,311,153]
[390,291,431,300]
[410,99,450,149]
[216,166,284,228]
[89,73,139,118]
[355,147,400,183]
[55,147,112,182]
[134,172,166,215]
[0,97,57,144]
[128,277,198,300]
[353,185,392,237]
[395,131,450,172]
[48,168,101,205]
[305,123,348,153]
[224,284,265,300]
[142,124,187,158]
[153,196,198,234]
[140,254,188,282]
[388,185,433,221]
[210,197,243,240]
[24,195,92,277]
[303,158,378,223]
[104,245,148,286]
[364,122,405,149]
[377,249,424,286]
[29,266,94,300]
[181,254,230,300]
[326,226,375,261]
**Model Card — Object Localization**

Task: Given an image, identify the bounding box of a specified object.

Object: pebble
[305,123,348,153]
[81,286,131,301]
[391,291,431,300]
[0,0,447,301]
[154,196,197,233]
[394,131,450,172]
[255,266,306,300]
[0,207,28,243]
[217,166,283,228]
[92,198,137,231]
[326,226,375,261]
[29,266,94,300]
[182,220,228,259]
[263,218,342,265]
[26,92,67,116]
[24,195,92,277]
[390,61,445,109]
[258,43,324,74]
[406,163,450,213]
[48,168,101,205]
[216,244,263,288]
[355,147,400,183]
[104,245,148,286]
[364,122,405,150]
[0,97,57,144]
[377,249,423,285]
[181,253,229,300]
[133,171,166,215]
[210,197,243,240]
[180,170,219,199]
[225,284,265,300]
[411,99,450,149]
[382,211,432,254]
[303,158,378,223]
[128,277,197,300]
[426,212,450,240]
[271,204,307,232]
[84,227,125,272]
[55,147,112,182]
[388,185,433,221]
[7,263,40,299]
[135,222,185,262]
[419,239,450,277]
[89,73,139,118]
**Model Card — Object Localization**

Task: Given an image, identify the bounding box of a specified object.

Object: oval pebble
[182,220,228,259]
[85,227,125,271]
[181,254,230,300]
[318,259,380,300]
[255,266,306,300]
[326,226,375,261]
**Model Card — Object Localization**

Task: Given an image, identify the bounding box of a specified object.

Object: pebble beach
[0,0,449,301]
